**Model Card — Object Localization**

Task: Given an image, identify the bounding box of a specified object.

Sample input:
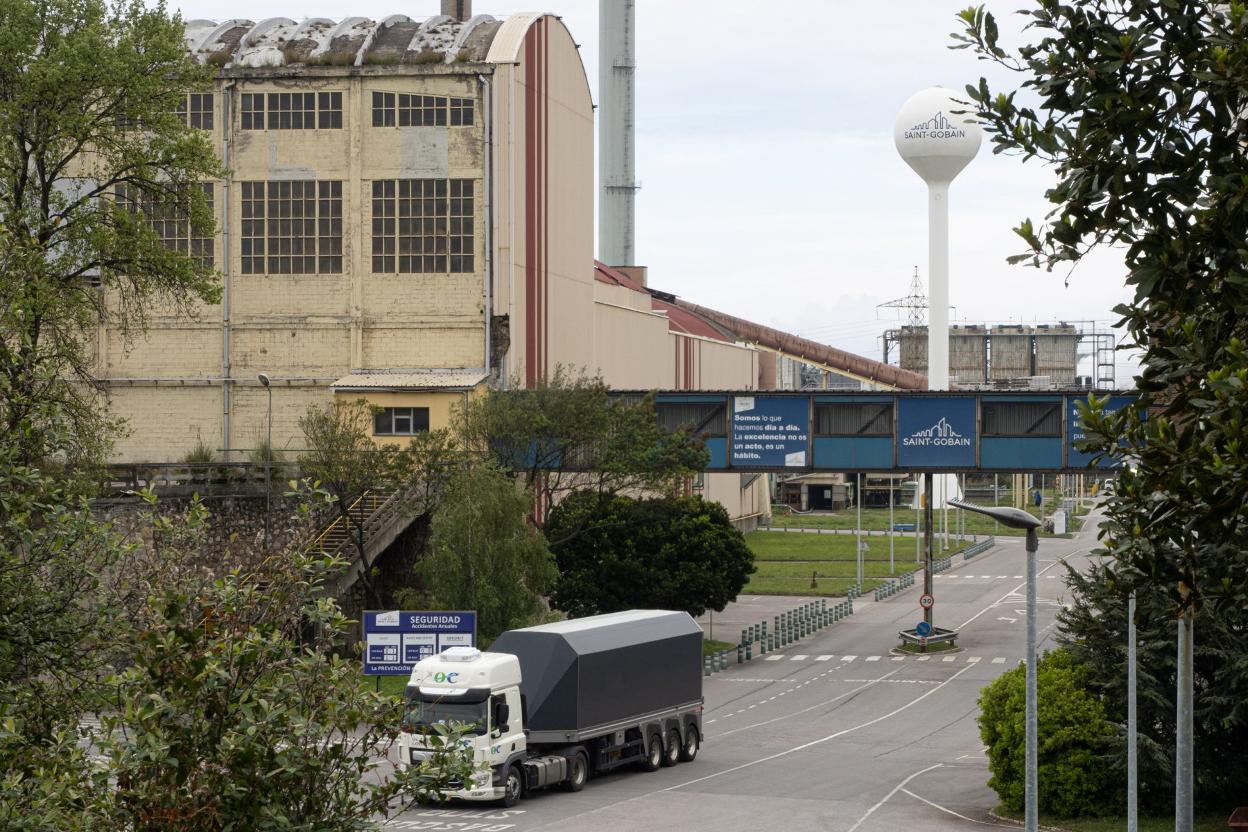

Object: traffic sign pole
[923,474,934,642]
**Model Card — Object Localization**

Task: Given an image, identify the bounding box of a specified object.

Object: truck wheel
[661,728,680,767]
[500,765,523,807]
[679,726,700,763]
[561,750,588,792]
[641,732,663,772]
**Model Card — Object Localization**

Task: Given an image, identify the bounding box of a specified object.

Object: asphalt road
[384,513,1103,832]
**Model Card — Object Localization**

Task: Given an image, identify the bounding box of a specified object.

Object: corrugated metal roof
[330,371,486,391]
[184,14,505,68]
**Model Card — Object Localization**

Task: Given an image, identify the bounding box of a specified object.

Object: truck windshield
[403,693,488,736]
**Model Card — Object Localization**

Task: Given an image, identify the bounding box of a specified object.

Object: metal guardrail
[711,598,858,673]
[962,536,996,560]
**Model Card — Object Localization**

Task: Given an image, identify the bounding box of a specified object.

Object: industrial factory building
[93,2,920,529]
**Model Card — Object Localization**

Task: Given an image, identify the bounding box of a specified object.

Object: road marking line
[846,764,945,832]
[708,668,904,740]
[790,655,808,661]
[765,655,784,661]
[917,656,929,662]
[899,787,1012,826]
[841,655,857,662]
[1013,575,1022,578]
[992,657,1006,664]
[996,575,1007,579]
[942,656,955,662]
[892,656,905,661]
[815,655,833,661]
[866,655,881,662]
[967,656,982,663]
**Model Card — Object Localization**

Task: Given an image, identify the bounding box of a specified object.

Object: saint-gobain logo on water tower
[903,111,968,141]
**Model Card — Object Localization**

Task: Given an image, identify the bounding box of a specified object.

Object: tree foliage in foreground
[0,0,222,464]
[545,491,756,619]
[1059,560,1248,812]
[955,1,1248,613]
[978,649,1119,817]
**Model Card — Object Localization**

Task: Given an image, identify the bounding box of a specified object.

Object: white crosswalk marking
[967,656,982,663]
[996,575,1007,579]
[790,655,808,661]
[866,656,881,662]
[765,655,784,661]
[815,655,833,661]
[1013,575,1022,578]
[841,655,857,662]
[942,656,955,662]
[992,657,1007,664]
[892,656,905,661]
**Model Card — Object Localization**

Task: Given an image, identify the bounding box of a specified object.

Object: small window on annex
[374,407,431,436]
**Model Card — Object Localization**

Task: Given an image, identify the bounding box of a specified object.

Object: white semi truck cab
[397,610,704,806]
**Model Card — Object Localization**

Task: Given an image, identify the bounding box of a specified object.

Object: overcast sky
[178,0,1136,382]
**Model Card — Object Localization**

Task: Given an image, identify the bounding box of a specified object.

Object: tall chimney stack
[599,0,637,268]
[441,0,471,20]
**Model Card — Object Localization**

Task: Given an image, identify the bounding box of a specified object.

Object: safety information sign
[363,610,476,676]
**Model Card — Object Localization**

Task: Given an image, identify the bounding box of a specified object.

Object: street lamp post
[257,372,272,551]
[950,499,1042,832]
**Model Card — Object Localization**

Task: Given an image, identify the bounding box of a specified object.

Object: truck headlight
[471,769,492,787]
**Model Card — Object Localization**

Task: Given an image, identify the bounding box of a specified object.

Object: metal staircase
[307,489,419,595]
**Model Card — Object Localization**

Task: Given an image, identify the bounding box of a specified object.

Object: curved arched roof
[183,14,506,68]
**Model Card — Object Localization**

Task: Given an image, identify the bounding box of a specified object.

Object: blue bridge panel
[813,437,893,470]
[703,437,728,469]
[980,437,1063,470]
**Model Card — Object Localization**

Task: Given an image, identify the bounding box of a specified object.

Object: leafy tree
[99,541,476,830]
[978,648,1118,817]
[457,368,708,532]
[0,0,222,464]
[1059,560,1248,812]
[411,463,557,643]
[955,0,1248,613]
[299,398,457,607]
[545,491,756,619]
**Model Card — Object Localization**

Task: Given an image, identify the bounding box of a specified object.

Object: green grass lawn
[767,503,1086,538]
[742,531,970,597]
[702,638,735,656]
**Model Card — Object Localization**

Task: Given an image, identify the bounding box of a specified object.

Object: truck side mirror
[495,702,510,732]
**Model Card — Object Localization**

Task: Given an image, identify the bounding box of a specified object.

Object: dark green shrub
[978,648,1118,817]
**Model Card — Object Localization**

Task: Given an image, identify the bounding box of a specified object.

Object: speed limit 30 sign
[919,593,934,610]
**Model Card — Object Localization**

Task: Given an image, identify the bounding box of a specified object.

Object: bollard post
[704,657,711,676]
[737,643,744,664]
[745,642,752,661]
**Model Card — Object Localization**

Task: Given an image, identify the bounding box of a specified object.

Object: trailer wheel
[661,728,680,767]
[640,731,663,771]
[500,765,523,807]
[679,725,699,763]
[561,750,588,792]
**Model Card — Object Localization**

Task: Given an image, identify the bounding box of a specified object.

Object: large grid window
[371,93,474,127]
[241,93,264,130]
[240,180,342,275]
[982,401,1061,436]
[371,179,474,273]
[815,402,892,436]
[115,183,214,267]
[188,94,213,129]
[374,407,430,436]
[240,92,343,130]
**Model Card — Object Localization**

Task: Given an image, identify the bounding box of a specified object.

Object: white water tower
[894,87,982,391]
